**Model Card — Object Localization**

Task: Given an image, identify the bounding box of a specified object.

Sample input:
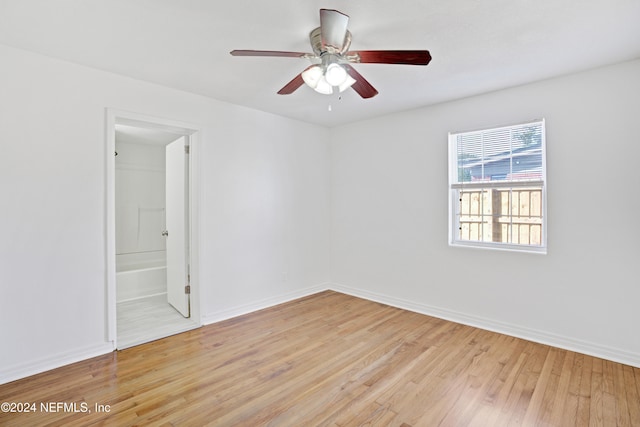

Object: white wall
[0,44,330,383]
[329,59,640,367]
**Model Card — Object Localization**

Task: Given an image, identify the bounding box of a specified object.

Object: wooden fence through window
[458,188,543,245]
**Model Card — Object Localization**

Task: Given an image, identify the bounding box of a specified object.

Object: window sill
[449,240,547,255]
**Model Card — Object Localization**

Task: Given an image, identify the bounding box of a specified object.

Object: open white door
[165,136,190,317]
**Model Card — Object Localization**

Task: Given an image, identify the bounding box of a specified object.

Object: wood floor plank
[560,352,590,426]
[502,342,546,426]
[1,291,638,426]
[589,358,605,427]
[520,346,558,425]
[624,365,640,425]
[578,355,595,424]
[539,347,568,424]
[614,361,632,427]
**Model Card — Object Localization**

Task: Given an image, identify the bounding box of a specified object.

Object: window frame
[448,119,547,254]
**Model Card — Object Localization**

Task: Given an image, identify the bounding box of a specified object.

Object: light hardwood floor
[1,291,639,426]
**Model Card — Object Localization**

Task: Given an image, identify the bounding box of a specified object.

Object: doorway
[106,110,201,349]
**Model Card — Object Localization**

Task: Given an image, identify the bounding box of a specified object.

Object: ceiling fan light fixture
[302,63,354,95]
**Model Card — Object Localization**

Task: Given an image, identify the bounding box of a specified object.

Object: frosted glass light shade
[301,66,323,88]
[314,78,333,95]
[338,75,356,92]
[324,63,348,86]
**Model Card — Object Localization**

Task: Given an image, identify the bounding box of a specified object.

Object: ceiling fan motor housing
[309,27,352,56]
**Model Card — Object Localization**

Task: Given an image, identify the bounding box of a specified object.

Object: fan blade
[343,64,378,99]
[277,72,306,95]
[320,9,349,51]
[347,50,432,65]
[230,50,309,58]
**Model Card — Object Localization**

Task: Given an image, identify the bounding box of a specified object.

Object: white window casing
[448,119,547,254]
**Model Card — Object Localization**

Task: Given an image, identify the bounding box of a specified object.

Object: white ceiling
[1,0,639,128]
[115,124,183,146]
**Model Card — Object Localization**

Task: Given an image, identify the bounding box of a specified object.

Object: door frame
[105,108,202,348]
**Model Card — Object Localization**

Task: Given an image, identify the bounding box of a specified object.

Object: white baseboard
[329,282,640,369]
[200,283,330,325]
[0,342,114,385]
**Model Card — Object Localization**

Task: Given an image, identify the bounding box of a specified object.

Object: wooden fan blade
[230,50,309,58]
[347,50,432,65]
[320,9,349,51]
[277,73,306,95]
[343,64,378,99]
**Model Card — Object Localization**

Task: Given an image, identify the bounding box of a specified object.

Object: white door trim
[105,108,202,348]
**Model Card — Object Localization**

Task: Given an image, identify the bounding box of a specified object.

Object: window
[448,119,547,253]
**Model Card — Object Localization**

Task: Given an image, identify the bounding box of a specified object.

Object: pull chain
[328,92,342,112]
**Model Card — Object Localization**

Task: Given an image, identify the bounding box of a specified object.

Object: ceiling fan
[230,9,432,99]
